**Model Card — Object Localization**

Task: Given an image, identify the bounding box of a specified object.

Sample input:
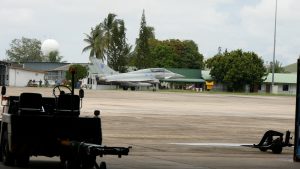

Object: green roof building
[161,68,205,90]
[264,73,296,84]
[198,70,297,94]
[260,73,297,94]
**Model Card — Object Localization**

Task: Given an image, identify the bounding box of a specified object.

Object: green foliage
[6,37,43,62]
[206,49,266,92]
[133,10,155,69]
[82,25,106,60]
[6,37,64,63]
[65,64,89,83]
[108,19,132,72]
[130,11,203,69]
[148,39,204,69]
[267,60,286,73]
[84,12,204,71]
[83,13,131,72]
[101,13,117,62]
[47,51,63,62]
[148,39,176,68]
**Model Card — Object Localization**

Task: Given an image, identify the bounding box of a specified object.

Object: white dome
[41,39,59,55]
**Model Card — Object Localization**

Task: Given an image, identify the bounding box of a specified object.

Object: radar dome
[41,39,59,55]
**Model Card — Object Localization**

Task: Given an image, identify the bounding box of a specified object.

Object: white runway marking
[170,143,252,147]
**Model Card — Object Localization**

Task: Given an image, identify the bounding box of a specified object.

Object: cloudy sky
[0,0,299,65]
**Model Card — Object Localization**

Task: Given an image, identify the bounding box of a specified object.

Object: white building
[202,70,297,95]
[9,66,45,87]
[259,73,297,95]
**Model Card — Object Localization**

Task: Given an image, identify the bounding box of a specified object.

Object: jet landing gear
[122,86,136,91]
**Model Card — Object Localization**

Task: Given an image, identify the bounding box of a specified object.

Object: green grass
[158,89,295,97]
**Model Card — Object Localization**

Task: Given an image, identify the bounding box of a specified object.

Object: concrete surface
[1,87,299,169]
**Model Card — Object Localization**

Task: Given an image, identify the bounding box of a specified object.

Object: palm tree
[100,13,117,61]
[82,25,106,60]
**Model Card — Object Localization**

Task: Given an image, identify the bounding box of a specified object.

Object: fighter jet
[89,57,184,90]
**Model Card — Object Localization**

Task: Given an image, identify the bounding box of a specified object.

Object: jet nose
[174,73,184,78]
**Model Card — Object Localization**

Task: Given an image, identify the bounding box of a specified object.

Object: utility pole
[294,58,300,162]
[271,0,278,93]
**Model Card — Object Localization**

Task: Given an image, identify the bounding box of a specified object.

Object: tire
[259,147,268,152]
[60,155,66,166]
[99,161,107,169]
[1,131,14,166]
[271,139,283,154]
[15,155,29,167]
[272,144,283,154]
[82,155,96,169]
[65,159,80,169]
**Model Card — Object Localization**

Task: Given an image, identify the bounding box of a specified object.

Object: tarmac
[1,87,299,169]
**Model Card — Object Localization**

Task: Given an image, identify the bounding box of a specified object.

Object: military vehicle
[0,69,130,169]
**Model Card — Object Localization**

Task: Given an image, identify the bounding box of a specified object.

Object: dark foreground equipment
[243,130,293,154]
[294,58,300,161]
[0,69,130,169]
[60,140,131,169]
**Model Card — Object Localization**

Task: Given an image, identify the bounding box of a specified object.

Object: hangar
[162,68,205,90]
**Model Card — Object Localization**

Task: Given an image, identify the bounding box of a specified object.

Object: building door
[0,62,9,86]
[266,84,271,93]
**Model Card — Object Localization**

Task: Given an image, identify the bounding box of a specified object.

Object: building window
[258,85,262,90]
[282,84,289,91]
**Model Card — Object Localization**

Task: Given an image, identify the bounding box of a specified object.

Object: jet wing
[106,77,156,82]
[105,73,157,83]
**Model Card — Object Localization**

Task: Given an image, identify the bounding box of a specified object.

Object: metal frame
[294,59,300,161]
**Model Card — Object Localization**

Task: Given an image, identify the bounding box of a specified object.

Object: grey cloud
[0,0,299,65]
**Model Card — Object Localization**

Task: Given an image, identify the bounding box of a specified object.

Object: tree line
[206,49,266,92]
[82,11,204,72]
[3,10,287,92]
[6,37,63,62]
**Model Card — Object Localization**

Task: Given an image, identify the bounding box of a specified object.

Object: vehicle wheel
[65,159,80,169]
[2,131,14,166]
[15,155,29,167]
[82,155,96,169]
[99,161,107,169]
[272,144,283,154]
[259,147,268,152]
[271,139,283,154]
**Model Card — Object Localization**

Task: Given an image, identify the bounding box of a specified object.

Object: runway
[1,87,299,169]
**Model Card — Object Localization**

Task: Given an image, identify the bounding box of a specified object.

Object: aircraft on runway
[89,57,184,90]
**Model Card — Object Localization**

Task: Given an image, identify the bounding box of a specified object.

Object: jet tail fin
[89,57,118,76]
